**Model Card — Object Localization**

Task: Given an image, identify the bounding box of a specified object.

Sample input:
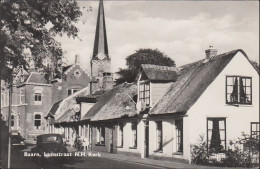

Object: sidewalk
[66,146,249,169]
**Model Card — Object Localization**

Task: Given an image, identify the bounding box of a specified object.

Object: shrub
[191,134,209,165]
[191,133,259,167]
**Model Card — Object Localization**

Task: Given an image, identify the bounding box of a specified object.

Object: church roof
[92,0,109,60]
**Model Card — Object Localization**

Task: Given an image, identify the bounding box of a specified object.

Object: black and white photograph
[0,0,259,168]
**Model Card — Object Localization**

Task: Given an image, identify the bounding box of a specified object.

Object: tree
[0,0,82,75]
[249,60,259,72]
[116,48,175,84]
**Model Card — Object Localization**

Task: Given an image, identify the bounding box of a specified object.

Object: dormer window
[139,81,150,106]
[226,76,252,105]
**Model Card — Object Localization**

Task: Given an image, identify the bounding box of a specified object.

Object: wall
[117,120,142,157]
[52,64,90,102]
[187,52,259,160]
[150,82,173,106]
[24,84,53,137]
[91,123,117,153]
[148,117,188,163]
[91,60,111,91]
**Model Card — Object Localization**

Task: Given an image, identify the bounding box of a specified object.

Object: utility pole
[7,73,13,169]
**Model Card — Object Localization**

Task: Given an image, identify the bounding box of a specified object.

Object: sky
[56,0,259,74]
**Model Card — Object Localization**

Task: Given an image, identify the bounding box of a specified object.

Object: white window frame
[156,121,163,151]
[34,112,42,129]
[34,89,42,105]
[96,126,105,145]
[139,81,150,106]
[118,123,123,147]
[132,122,137,148]
[19,88,24,105]
[11,115,15,127]
[68,88,80,96]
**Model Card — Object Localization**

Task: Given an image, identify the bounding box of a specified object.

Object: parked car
[11,132,26,148]
[31,134,68,163]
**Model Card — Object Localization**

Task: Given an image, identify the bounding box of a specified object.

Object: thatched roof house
[149,49,255,115]
[82,83,137,121]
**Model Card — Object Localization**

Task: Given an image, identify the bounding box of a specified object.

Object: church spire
[92,0,109,60]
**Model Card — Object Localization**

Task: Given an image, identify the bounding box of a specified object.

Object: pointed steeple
[92,0,109,60]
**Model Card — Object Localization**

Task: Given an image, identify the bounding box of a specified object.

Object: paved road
[8,145,161,169]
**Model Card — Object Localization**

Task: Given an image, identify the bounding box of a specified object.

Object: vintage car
[11,132,26,148]
[31,134,68,163]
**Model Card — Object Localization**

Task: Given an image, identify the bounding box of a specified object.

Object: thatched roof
[140,64,177,81]
[150,49,250,115]
[82,83,137,121]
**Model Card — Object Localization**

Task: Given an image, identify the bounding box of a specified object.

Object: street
[8,144,161,169]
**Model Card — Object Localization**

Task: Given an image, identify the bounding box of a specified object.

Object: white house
[48,48,259,164]
[146,48,259,163]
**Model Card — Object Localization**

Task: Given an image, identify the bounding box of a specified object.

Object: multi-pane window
[68,89,80,96]
[19,88,24,104]
[132,122,137,147]
[34,92,42,104]
[139,81,150,106]
[251,122,259,138]
[96,126,105,145]
[176,119,183,152]
[207,118,226,152]
[34,114,41,129]
[156,121,163,151]
[118,123,123,147]
[226,76,252,104]
[11,115,14,127]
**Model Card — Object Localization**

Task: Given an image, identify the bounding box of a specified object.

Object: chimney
[75,54,80,64]
[103,72,113,91]
[205,46,218,60]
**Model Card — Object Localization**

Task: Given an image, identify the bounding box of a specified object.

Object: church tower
[91,0,113,92]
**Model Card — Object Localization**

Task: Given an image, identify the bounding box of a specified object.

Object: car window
[41,135,62,144]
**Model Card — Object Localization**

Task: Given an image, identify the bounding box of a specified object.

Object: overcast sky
[56,0,259,73]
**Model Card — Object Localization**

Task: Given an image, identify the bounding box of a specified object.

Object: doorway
[144,120,149,158]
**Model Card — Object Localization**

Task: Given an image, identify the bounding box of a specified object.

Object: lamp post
[7,71,13,169]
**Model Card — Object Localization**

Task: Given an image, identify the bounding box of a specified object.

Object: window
[251,122,259,138]
[11,115,14,127]
[68,89,80,96]
[226,76,252,104]
[132,122,137,148]
[34,92,42,105]
[96,126,105,145]
[118,123,123,147]
[139,81,150,106]
[34,114,41,129]
[207,118,226,152]
[156,121,163,151]
[17,114,20,127]
[176,119,183,152]
[19,88,24,104]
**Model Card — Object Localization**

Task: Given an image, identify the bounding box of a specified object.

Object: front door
[144,121,149,158]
